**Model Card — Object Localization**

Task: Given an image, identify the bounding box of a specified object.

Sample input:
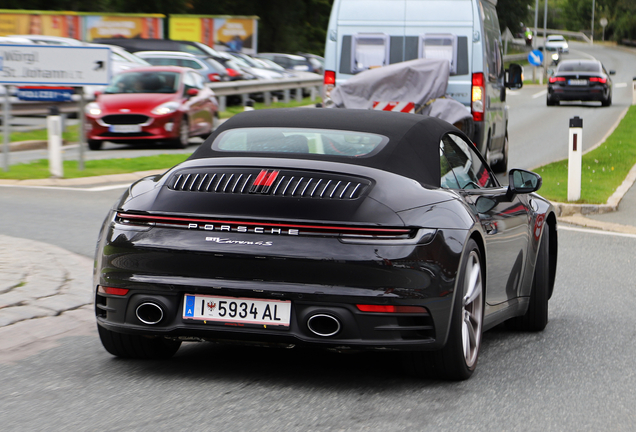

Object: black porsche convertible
[94,108,558,380]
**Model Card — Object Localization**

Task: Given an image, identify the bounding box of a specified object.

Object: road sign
[528,50,544,66]
[17,86,74,102]
[0,44,111,86]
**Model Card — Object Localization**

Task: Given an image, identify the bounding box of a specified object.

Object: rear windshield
[212,127,388,157]
[558,61,600,73]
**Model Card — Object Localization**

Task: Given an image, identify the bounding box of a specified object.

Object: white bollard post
[632,77,636,105]
[47,106,63,178]
[567,116,582,202]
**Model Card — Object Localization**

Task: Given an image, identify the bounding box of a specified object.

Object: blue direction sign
[528,50,544,66]
[17,86,74,102]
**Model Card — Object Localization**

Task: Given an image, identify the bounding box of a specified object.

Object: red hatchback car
[85,66,219,150]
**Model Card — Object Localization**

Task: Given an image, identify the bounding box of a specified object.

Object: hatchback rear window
[212,127,388,157]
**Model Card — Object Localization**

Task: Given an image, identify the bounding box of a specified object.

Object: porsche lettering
[188,223,299,235]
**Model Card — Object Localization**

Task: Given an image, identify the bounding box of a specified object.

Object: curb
[551,162,636,217]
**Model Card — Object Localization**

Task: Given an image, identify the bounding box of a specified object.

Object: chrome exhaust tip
[307,314,341,337]
[136,302,164,325]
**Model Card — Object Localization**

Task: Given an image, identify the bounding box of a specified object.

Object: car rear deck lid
[168,168,371,200]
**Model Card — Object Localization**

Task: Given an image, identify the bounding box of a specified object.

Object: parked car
[547,59,614,106]
[135,51,230,82]
[93,38,224,57]
[85,66,219,150]
[257,52,322,74]
[221,52,286,80]
[297,52,325,74]
[8,34,84,45]
[93,108,557,381]
[545,34,569,53]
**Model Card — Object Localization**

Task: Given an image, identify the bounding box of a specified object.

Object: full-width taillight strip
[116,212,413,237]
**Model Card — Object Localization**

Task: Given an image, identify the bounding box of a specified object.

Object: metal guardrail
[207,75,323,111]
[3,75,324,117]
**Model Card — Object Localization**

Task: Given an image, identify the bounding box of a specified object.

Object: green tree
[497,0,534,35]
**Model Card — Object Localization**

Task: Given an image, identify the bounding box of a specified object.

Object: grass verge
[534,105,636,204]
[10,124,80,143]
[0,154,190,180]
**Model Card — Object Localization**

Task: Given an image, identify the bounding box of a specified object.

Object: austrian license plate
[183,294,291,327]
[109,124,142,133]
[568,79,587,86]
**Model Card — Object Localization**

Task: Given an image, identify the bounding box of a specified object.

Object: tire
[506,228,550,331]
[403,239,484,380]
[490,135,508,174]
[601,94,612,107]
[88,140,102,151]
[173,116,190,149]
[546,97,557,106]
[98,325,181,359]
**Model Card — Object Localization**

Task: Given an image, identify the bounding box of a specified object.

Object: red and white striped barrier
[372,101,416,113]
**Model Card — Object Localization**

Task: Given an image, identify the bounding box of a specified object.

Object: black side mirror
[506,169,542,200]
[505,64,523,90]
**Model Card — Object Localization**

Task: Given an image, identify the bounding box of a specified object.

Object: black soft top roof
[190,108,460,187]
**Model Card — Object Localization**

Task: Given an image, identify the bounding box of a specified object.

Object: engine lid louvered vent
[168,168,371,200]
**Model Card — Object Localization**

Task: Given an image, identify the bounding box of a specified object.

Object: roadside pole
[78,88,86,170]
[47,106,63,178]
[568,116,583,202]
[2,88,9,171]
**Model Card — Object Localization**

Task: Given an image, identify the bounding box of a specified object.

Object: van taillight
[471,72,485,122]
[323,70,336,103]
[324,70,336,86]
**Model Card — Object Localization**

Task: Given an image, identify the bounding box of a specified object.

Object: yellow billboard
[169,15,258,54]
[0,12,81,39]
[85,15,162,41]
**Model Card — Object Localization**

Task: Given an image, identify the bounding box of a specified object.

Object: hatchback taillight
[208,73,221,82]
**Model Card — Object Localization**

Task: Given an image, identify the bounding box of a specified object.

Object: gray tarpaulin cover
[330,58,472,126]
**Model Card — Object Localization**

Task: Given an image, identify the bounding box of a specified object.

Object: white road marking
[614,83,627,88]
[560,225,636,239]
[533,89,548,98]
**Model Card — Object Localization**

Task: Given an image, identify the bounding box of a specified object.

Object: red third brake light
[471,72,485,122]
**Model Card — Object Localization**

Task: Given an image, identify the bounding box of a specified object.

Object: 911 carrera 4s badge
[205,237,273,246]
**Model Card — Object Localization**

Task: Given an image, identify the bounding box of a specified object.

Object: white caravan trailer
[322,0,523,172]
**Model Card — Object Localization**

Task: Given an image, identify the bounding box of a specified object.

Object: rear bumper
[548,86,608,101]
[96,289,450,351]
[94,220,466,351]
